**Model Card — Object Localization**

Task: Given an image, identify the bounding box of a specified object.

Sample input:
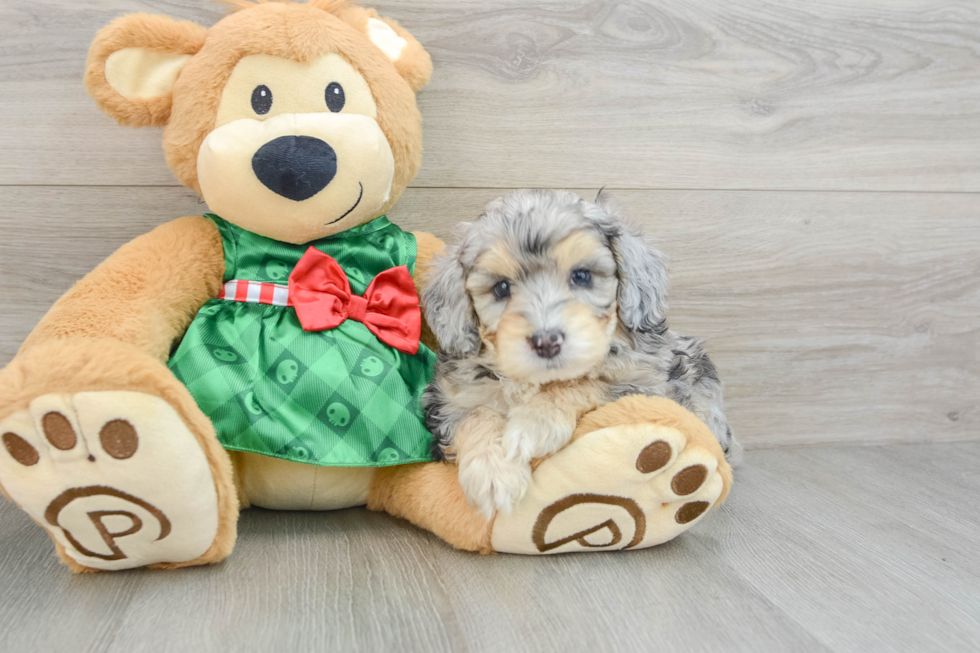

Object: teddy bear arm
[21,215,225,363]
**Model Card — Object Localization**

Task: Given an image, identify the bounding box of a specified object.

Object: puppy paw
[503,408,576,462]
[458,450,532,520]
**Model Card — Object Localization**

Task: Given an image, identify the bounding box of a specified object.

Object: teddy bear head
[85,0,432,244]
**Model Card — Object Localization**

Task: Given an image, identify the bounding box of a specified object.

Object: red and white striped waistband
[219,280,293,307]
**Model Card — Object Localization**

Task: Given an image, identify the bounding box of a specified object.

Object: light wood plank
[712,444,980,652]
[1,443,978,652]
[1,186,976,448]
[2,0,980,190]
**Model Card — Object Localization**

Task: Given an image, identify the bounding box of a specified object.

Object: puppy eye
[325,82,346,113]
[251,85,273,115]
[570,269,592,287]
[492,280,511,300]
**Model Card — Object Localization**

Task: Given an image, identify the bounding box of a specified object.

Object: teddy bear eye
[251,85,273,115]
[325,82,345,113]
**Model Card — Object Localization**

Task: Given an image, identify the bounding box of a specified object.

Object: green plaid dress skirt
[167,214,437,467]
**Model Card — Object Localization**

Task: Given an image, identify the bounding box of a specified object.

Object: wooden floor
[1,0,979,650]
[0,442,977,652]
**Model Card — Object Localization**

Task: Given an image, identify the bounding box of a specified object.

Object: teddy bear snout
[251,135,338,202]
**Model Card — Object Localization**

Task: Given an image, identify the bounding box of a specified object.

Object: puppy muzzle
[529,328,564,359]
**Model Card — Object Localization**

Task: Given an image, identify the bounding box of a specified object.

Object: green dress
[167,214,437,467]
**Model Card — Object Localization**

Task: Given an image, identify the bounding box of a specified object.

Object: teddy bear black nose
[251,135,337,202]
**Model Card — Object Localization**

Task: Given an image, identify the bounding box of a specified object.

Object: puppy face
[423,190,670,385]
[466,230,618,382]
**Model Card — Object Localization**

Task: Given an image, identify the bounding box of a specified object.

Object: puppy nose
[252,135,337,201]
[529,329,564,359]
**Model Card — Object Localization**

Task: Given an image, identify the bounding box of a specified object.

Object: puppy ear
[333,5,433,92]
[85,14,208,127]
[421,239,481,358]
[593,194,670,331]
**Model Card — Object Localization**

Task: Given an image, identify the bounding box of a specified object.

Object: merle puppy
[421,190,739,518]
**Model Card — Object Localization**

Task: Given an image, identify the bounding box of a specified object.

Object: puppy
[422,190,739,518]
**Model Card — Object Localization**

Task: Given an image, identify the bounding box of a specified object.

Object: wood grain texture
[0,442,977,652]
[2,186,976,449]
[2,0,980,190]
[1,0,977,648]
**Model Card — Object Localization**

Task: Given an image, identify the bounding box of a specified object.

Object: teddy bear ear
[333,5,433,92]
[85,14,208,127]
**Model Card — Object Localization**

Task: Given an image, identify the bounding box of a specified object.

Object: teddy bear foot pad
[491,423,725,554]
[0,391,219,570]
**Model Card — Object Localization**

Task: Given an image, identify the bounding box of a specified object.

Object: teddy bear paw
[0,391,219,570]
[490,421,727,554]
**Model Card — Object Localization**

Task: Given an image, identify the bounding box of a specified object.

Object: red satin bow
[288,247,421,355]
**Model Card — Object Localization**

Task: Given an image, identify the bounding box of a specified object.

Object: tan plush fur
[572,395,733,505]
[2,0,730,569]
[368,462,495,554]
[85,15,208,127]
[5,0,442,571]
[332,4,433,92]
[366,393,733,554]
[223,0,433,93]
[22,216,225,361]
[83,0,436,255]
[0,337,239,571]
[87,2,430,219]
[1,217,235,571]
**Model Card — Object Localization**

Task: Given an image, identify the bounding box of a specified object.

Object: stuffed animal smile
[199,92,395,239]
[0,0,732,572]
[91,1,422,244]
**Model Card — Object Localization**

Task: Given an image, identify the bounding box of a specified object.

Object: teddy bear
[0,0,732,572]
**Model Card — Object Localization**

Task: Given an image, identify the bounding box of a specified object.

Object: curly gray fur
[421,189,741,464]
